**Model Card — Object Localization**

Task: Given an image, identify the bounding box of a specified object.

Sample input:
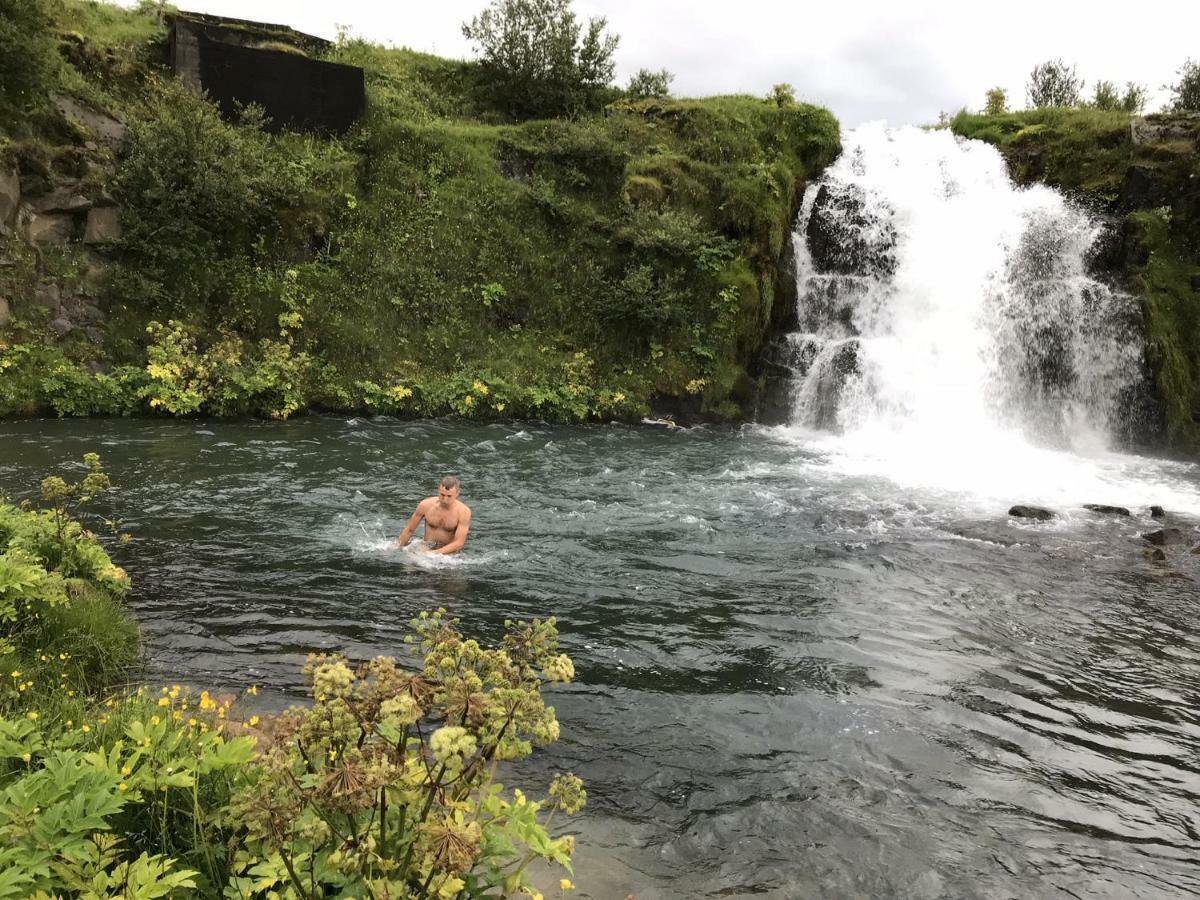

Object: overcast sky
[122,0,1200,125]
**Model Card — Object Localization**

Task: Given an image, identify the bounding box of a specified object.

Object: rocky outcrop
[1083,504,1131,516]
[0,169,20,231]
[1009,505,1055,521]
[83,207,121,244]
[52,94,128,154]
[1142,527,1186,546]
[805,184,897,278]
[28,213,74,244]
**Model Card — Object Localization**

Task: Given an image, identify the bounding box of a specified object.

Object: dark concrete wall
[168,15,364,136]
[196,36,364,135]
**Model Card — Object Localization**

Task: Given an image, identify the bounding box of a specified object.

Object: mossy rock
[622,174,664,209]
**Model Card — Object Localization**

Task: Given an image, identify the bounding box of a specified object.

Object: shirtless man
[397,475,472,555]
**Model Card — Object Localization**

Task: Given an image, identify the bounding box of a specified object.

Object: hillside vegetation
[0,1,840,423]
[953,108,1200,451]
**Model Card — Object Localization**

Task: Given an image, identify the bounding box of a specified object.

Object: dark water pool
[3,416,1200,898]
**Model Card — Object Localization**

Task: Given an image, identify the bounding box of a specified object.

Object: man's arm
[398,499,431,547]
[430,507,472,555]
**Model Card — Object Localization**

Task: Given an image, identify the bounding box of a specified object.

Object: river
[2,415,1199,898]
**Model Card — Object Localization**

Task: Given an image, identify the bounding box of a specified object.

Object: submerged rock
[1146,547,1168,561]
[1009,505,1055,521]
[1142,528,1185,546]
[1083,504,1131,516]
[1150,505,1166,519]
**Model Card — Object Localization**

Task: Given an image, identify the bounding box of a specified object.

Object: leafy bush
[1027,59,1084,108]
[0,454,137,696]
[1168,58,1200,112]
[983,87,1007,116]
[462,0,619,118]
[0,0,58,118]
[1090,79,1147,113]
[109,83,344,323]
[227,611,583,897]
[626,68,673,101]
[0,614,586,898]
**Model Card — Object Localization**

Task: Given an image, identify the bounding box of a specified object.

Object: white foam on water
[778,123,1200,516]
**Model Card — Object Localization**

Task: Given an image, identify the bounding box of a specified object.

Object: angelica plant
[227,610,584,898]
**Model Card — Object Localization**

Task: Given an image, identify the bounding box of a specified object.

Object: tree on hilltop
[983,87,1008,116]
[1027,59,1084,107]
[627,67,674,100]
[462,0,619,119]
[1090,79,1148,113]
[1167,59,1200,111]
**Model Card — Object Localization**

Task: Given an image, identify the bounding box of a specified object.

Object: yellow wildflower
[9,671,19,678]
[158,697,170,707]
[172,711,183,721]
[22,753,31,763]
[560,880,575,892]
[122,766,132,776]
[27,711,38,721]
[81,724,90,733]
[248,715,260,727]
[188,718,197,727]
[118,782,128,792]
[151,715,160,725]
[246,685,258,696]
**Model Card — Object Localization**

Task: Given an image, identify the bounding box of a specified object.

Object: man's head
[437,475,460,507]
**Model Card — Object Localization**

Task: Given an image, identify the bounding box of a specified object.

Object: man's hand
[397,498,431,548]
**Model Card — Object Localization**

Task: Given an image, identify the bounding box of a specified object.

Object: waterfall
[783,124,1147,459]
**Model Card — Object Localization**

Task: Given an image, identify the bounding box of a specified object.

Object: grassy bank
[0,1,840,423]
[952,108,1200,451]
[1,455,586,897]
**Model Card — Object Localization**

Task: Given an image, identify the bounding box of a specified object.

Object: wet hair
[440,475,460,491]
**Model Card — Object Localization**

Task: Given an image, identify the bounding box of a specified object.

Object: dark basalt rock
[1083,504,1131,516]
[1009,505,1055,521]
[1150,505,1166,519]
[805,184,897,278]
[1142,528,1185,546]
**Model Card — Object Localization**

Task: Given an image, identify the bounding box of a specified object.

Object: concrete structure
[168,12,365,135]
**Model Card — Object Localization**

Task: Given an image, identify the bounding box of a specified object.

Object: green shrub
[1027,58,1084,107]
[983,87,1007,116]
[0,0,58,119]
[0,613,586,898]
[626,68,673,101]
[461,0,619,118]
[1169,58,1200,112]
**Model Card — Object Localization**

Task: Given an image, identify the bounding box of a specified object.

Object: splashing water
[778,124,1196,511]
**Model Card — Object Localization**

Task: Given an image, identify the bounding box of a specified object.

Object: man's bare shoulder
[417,496,438,510]
[457,501,472,518]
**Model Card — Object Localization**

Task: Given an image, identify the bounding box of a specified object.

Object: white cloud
[117,0,1199,125]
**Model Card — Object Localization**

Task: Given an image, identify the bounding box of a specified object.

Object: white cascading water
[781,123,1200,512]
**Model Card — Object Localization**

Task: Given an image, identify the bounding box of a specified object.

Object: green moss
[1129,211,1200,449]
[952,107,1132,203]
